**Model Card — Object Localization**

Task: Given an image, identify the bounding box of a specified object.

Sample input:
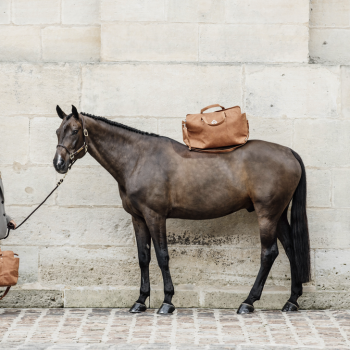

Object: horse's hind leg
[129,216,151,313]
[237,215,279,314]
[277,208,303,312]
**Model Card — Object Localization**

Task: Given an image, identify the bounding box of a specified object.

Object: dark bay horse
[53,105,310,315]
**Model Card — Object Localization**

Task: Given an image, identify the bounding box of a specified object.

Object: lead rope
[1,159,77,240]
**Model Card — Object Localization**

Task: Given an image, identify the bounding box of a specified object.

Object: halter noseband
[56,116,89,163]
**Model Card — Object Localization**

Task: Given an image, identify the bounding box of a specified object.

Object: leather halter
[56,115,89,162]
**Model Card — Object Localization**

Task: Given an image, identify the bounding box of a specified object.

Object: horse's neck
[84,117,142,187]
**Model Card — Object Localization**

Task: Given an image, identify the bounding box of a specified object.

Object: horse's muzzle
[53,155,69,174]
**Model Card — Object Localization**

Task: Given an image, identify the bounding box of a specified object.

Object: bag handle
[0,286,11,301]
[201,104,225,114]
[201,114,226,126]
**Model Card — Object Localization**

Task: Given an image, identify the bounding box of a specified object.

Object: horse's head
[53,105,87,174]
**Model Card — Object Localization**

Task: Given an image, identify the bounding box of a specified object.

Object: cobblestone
[0,309,349,349]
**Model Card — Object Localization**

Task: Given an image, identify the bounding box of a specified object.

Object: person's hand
[9,220,16,229]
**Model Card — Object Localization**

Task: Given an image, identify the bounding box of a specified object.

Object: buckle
[84,129,88,137]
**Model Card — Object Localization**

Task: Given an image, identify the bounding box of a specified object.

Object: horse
[53,105,310,315]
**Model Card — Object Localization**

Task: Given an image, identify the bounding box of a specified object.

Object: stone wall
[0,0,349,309]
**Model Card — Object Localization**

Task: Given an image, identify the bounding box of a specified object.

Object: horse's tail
[290,149,311,283]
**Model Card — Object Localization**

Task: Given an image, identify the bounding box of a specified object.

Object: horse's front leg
[145,212,175,315]
[129,216,151,313]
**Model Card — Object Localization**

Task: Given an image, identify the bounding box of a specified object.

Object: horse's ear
[71,105,79,120]
[56,105,66,119]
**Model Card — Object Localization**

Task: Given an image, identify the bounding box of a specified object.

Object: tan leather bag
[0,248,19,300]
[182,104,249,153]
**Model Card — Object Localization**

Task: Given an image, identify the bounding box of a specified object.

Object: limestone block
[30,117,62,165]
[0,246,38,284]
[56,166,121,206]
[12,0,60,24]
[199,25,308,63]
[158,118,184,143]
[0,165,56,205]
[167,0,224,23]
[310,0,350,27]
[167,211,260,248]
[64,288,139,308]
[0,64,81,115]
[315,249,350,291]
[310,29,350,64]
[0,26,41,61]
[248,117,293,148]
[307,169,331,208]
[192,247,308,288]
[0,0,10,24]
[204,290,290,309]
[39,246,140,286]
[333,169,350,208]
[38,245,298,289]
[5,206,134,246]
[102,23,198,62]
[158,246,298,288]
[101,0,165,22]
[342,66,350,119]
[145,287,199,308]
[64,287,199,307]
[294,120,350,167]
[43,27,101,62]
[0,290,63,308]
[204,290,350,309]
[245,65,340,119]
[0,116,29,165]
[308,209,350,248]
[299,291,350,309]
[82,64,242,117]
[62,0,100,24]
[225,0,309,24]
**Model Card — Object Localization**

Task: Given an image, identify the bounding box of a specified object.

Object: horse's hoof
[282,301,299,312]
[157,303,175,315]
[237,303,254,314]
[129,302,147,313]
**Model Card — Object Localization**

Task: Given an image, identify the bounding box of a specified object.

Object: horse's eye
[72,130,78,135]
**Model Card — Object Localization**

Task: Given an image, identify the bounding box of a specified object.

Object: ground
[0,308,349,349]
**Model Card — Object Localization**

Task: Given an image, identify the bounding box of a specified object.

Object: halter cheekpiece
[56,117,89,162]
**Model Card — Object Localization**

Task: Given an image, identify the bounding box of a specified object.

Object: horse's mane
[66,112,159,137]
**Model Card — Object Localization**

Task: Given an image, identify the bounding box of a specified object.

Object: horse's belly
[168,185,250,220]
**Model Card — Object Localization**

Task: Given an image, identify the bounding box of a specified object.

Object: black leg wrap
[157,303,175,315]
[129,302,147,313]
[237,303,255,314]
[282,301,299,312]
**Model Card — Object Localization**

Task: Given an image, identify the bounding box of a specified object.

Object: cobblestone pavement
[0,309,349,349]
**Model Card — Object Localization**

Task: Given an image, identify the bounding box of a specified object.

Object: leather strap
[190,142,246,153]
[201,114,226,126]
[201,104,225,114]
[0,287,11,301]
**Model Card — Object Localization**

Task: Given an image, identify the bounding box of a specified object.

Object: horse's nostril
[56,158,65,169]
